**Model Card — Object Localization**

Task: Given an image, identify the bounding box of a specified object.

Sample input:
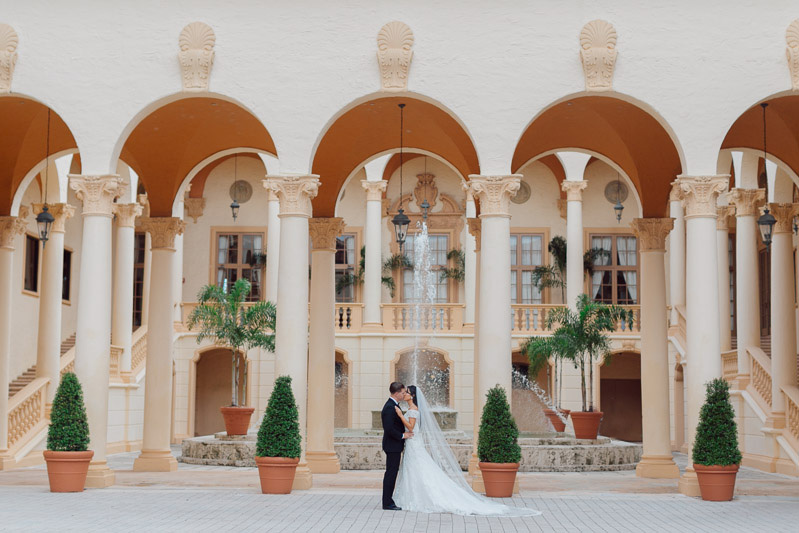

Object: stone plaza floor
[0,448,798,532]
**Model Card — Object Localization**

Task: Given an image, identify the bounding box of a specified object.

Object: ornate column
[464,191,477,325]
[264,175,320,490]
[306,217,345,473]
[728,188,765,384]
[632,218,679,478]
[716,207,734,353]
[561,180,588,308]
[0,212,27,469]
[33,204,75,407]
[111,203,142,373]
[676,175,728,497]
[70,175,124,487]
[263,187,281,304]
[769,203,799,422]
[669,184,686,326]
[361,180,387,326]
[133,217,184,472]
[466,218,483,487]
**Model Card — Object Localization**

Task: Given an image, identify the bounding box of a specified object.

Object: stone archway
[599,351,642,442]
[193,348,247,437]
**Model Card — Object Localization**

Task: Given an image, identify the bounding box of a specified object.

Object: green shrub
[47,372,90,452]
[256,376,301,458]
[477,385,521,464]
[692,378,742,466]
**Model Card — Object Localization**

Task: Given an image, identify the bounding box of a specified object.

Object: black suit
[381,398,405,508]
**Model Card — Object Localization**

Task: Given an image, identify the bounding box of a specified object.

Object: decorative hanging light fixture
[757,103,776,246]
[36,109,55,246]
[230,153,240,221]
[391,103,410,250]
[613,173,624,223]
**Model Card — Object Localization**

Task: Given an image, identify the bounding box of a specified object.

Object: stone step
[8,333,77,398]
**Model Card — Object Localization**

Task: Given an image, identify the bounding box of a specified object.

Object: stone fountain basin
[180,430,641,472]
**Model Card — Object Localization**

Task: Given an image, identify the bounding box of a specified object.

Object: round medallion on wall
[511,180,531,204]
[604,181,628,204]
[229,180,253,203]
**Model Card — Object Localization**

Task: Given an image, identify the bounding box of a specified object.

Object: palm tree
[187,279,276,407]
[524,294,631,412]
[531,236,609,303]
[335,246,401,298]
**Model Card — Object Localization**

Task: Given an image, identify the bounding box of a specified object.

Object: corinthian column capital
[467,217,481,252]
[112,203,143,228]
[0,207,28,249]
[467,175,521,217]
[669,182,683,203]
[69,175,125,217]
[183,197,206,223]
[561,180,588,202]
[309,217,345,250]
[716,206,734,231]
[264,175,320,218]
[139,217,185,250]
[768,203,799,234]
[728,188,766,217]
[361,180,387,202]
[676,176,729,218]
[32,203,75,233]
[631,218,674,252]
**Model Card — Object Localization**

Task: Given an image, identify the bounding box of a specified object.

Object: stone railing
[335,303,363,332]
[130,325,148,374]
[511,304,640,335]
[748,347,772,409]
[722,350,738,384]
[60,346,75,377]
[109,345,124,381]
[783,385,799,449]
[382,304,465,333]
[6,377,48,454]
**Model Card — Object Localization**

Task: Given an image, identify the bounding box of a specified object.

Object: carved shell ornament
[786,20,799,90]
[178,22,215,91]
[377,21,414,91]
[0,23,19,94]
[579,20,617,91]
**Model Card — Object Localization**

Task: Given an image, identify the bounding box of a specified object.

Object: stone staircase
[7,334,75,398]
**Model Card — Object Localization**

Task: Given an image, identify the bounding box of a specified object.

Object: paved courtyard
[0,448,797,532]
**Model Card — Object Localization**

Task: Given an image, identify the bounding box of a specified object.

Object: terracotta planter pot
[570,411,603,440]
[220,406,254,436]
[694,463,739,501]
[43,450,94,492]
[255,456,299,494]
[479,462,519,498]
[543,408,570,433]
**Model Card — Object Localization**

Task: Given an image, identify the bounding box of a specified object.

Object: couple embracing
[380,382,541,517]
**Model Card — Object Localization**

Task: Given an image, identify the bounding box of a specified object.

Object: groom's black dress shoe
[382,505,402,511]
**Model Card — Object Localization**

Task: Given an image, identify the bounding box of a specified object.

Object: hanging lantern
[392,207,411,251]
[421,199,430,220]
[230,199,240,221]
[613,177,624,223]
[758,207,776,247]
[36,204,55,244]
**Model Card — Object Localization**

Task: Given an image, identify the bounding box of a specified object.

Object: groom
[381,381,413,511]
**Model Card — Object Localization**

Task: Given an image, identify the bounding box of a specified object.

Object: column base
[635,455,680,478]
[133,449,178,472]
[0,452,14,471]
[360,322,384,333]
[292,462,313,490]
[85,461,115,488]
[677,466,701,497]
[306,451,340,474]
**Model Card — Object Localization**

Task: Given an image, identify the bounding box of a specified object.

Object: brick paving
[0,448,797,532]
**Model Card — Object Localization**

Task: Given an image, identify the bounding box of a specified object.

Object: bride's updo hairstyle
[407,385,418,406]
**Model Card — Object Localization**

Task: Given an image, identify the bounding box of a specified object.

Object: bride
[393,385,541,517]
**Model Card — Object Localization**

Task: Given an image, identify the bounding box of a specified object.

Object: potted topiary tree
[693,378,742,501]
[477,385,521,497]
[188,278,276,436]
[255,375,302,494]
[43,372,93,492]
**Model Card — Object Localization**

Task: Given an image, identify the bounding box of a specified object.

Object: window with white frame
[510,233,544,304]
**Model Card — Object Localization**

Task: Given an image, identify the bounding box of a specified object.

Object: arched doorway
[394,348,451,408]
[511,352,553,433]
[193,348,247,436]
[599,352,641,442]
[334,351,350,428]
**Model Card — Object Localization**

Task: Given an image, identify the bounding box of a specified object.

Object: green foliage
[47,372,90,452]
[692,379,742,466]
[335,246,401,297]
[187,279,276,406]
[525,294,632,412]
[477,386,521,464]
[256,376,301,458]
[439,249,466,283]
[530,236,607,301]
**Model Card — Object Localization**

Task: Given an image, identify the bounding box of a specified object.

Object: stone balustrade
[381,303,464,333]
[334,303,363,332]
[130,325,148,374]
[784,385,799,449]
[6,377,48,454]
[722,350,738,384]
[749,347,773,409]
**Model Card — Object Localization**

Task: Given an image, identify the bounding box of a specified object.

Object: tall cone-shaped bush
[256,375,301,458]
[478,385,521,464]
[47,372,90,452]
[692,378,742,466]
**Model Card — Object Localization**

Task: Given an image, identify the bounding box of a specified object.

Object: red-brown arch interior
[0,97,77,215]
[722,95,799,179]
[312,96,480,218]
[512,96,682,217]
[188,153,264,198]
[119,97,276,217]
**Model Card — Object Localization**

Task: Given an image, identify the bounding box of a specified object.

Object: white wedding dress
[393,388,541,517]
